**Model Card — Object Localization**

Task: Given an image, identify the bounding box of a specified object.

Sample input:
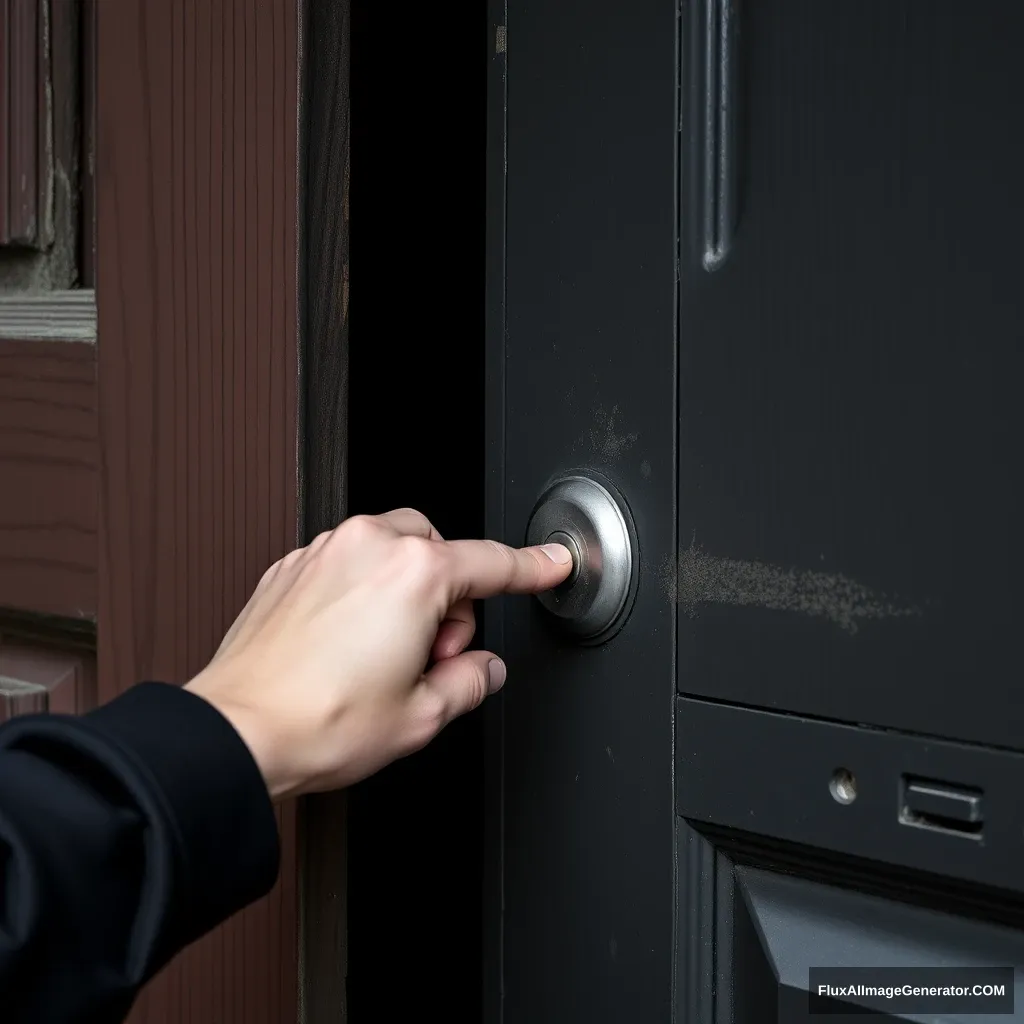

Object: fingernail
[487,658,507,694]
[540,543,572,564]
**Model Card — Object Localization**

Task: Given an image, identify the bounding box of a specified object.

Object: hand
[185,508,573,800]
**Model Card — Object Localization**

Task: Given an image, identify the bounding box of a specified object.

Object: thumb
[420,650,507,725]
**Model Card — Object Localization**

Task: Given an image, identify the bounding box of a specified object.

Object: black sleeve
[0,681,280,1024]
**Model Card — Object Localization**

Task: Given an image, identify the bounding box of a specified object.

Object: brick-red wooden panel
[0,339,97,619]
[96,1,300,1021]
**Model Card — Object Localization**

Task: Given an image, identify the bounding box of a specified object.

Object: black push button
[900,777,983,837]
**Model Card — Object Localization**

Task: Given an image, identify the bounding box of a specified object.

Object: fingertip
[422,649,502,724]
[539,542,573,564]
[535,543,574,590]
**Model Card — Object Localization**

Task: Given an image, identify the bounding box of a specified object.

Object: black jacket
[0,682,280,1023]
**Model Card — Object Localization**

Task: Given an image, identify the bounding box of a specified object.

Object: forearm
[0,682,279,1023]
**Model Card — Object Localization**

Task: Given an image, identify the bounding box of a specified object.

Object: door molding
[299,0,351,1019]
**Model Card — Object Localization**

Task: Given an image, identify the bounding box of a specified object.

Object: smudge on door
[662,540,922,634]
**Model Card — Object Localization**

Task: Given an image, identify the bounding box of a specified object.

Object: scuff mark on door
[573,403,638,461]
[661,540,922,634]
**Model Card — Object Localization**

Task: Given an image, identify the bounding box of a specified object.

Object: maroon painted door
[1,1,306,1020]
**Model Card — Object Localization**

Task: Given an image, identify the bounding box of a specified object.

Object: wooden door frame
[0,0,349,1016]
[96,0,304,1016]
[300,0,351,1019]
[95,0,350,1019]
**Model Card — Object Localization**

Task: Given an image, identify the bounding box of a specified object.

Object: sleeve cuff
[81,681,281,944]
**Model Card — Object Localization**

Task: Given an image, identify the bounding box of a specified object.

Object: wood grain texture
[304,0,349,540]
[81,0,97,286]
[96,1,300,1021]
[0,339,97,619]
[301,0,350,1017]
[0,0,42,246]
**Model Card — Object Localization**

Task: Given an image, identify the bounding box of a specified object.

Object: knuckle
[399,535,445,583]
[342,513,377,536]
[337,514,381,548]
[395,507,439,536]
[274,553,300,580]
[308,528,334,551]
[393,506,424,521]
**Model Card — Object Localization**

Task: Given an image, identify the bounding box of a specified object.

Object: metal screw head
[829,768,857,805]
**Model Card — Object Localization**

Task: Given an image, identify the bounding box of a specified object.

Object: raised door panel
[0,640,96,720]
[0,335,98,620]
[728,866,1023,1022]
[676,0,1024,751]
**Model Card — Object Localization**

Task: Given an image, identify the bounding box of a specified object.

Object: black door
[484,1,1024,1020]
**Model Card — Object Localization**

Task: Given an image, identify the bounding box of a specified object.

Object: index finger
[443,539,574,599]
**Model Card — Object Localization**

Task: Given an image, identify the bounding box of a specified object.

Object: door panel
[0,643,95,720]
[0,336,97,620]
[730,867,1024,1022]
[0,3,308,1020]
[487,1,1024,1021]
[677,698,1024,894]
[490,0,677,1018]
[676,0,1024,750]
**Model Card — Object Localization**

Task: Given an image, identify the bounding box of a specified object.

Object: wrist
[185,670,297,802]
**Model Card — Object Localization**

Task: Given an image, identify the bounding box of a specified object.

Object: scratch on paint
[661,539,922,635]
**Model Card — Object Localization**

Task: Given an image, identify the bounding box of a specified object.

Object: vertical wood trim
[1,0,41,245]
[96,1,300,1021]
[300,0,350,1018]
[35,0,52,249]
[81,0,97,286]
